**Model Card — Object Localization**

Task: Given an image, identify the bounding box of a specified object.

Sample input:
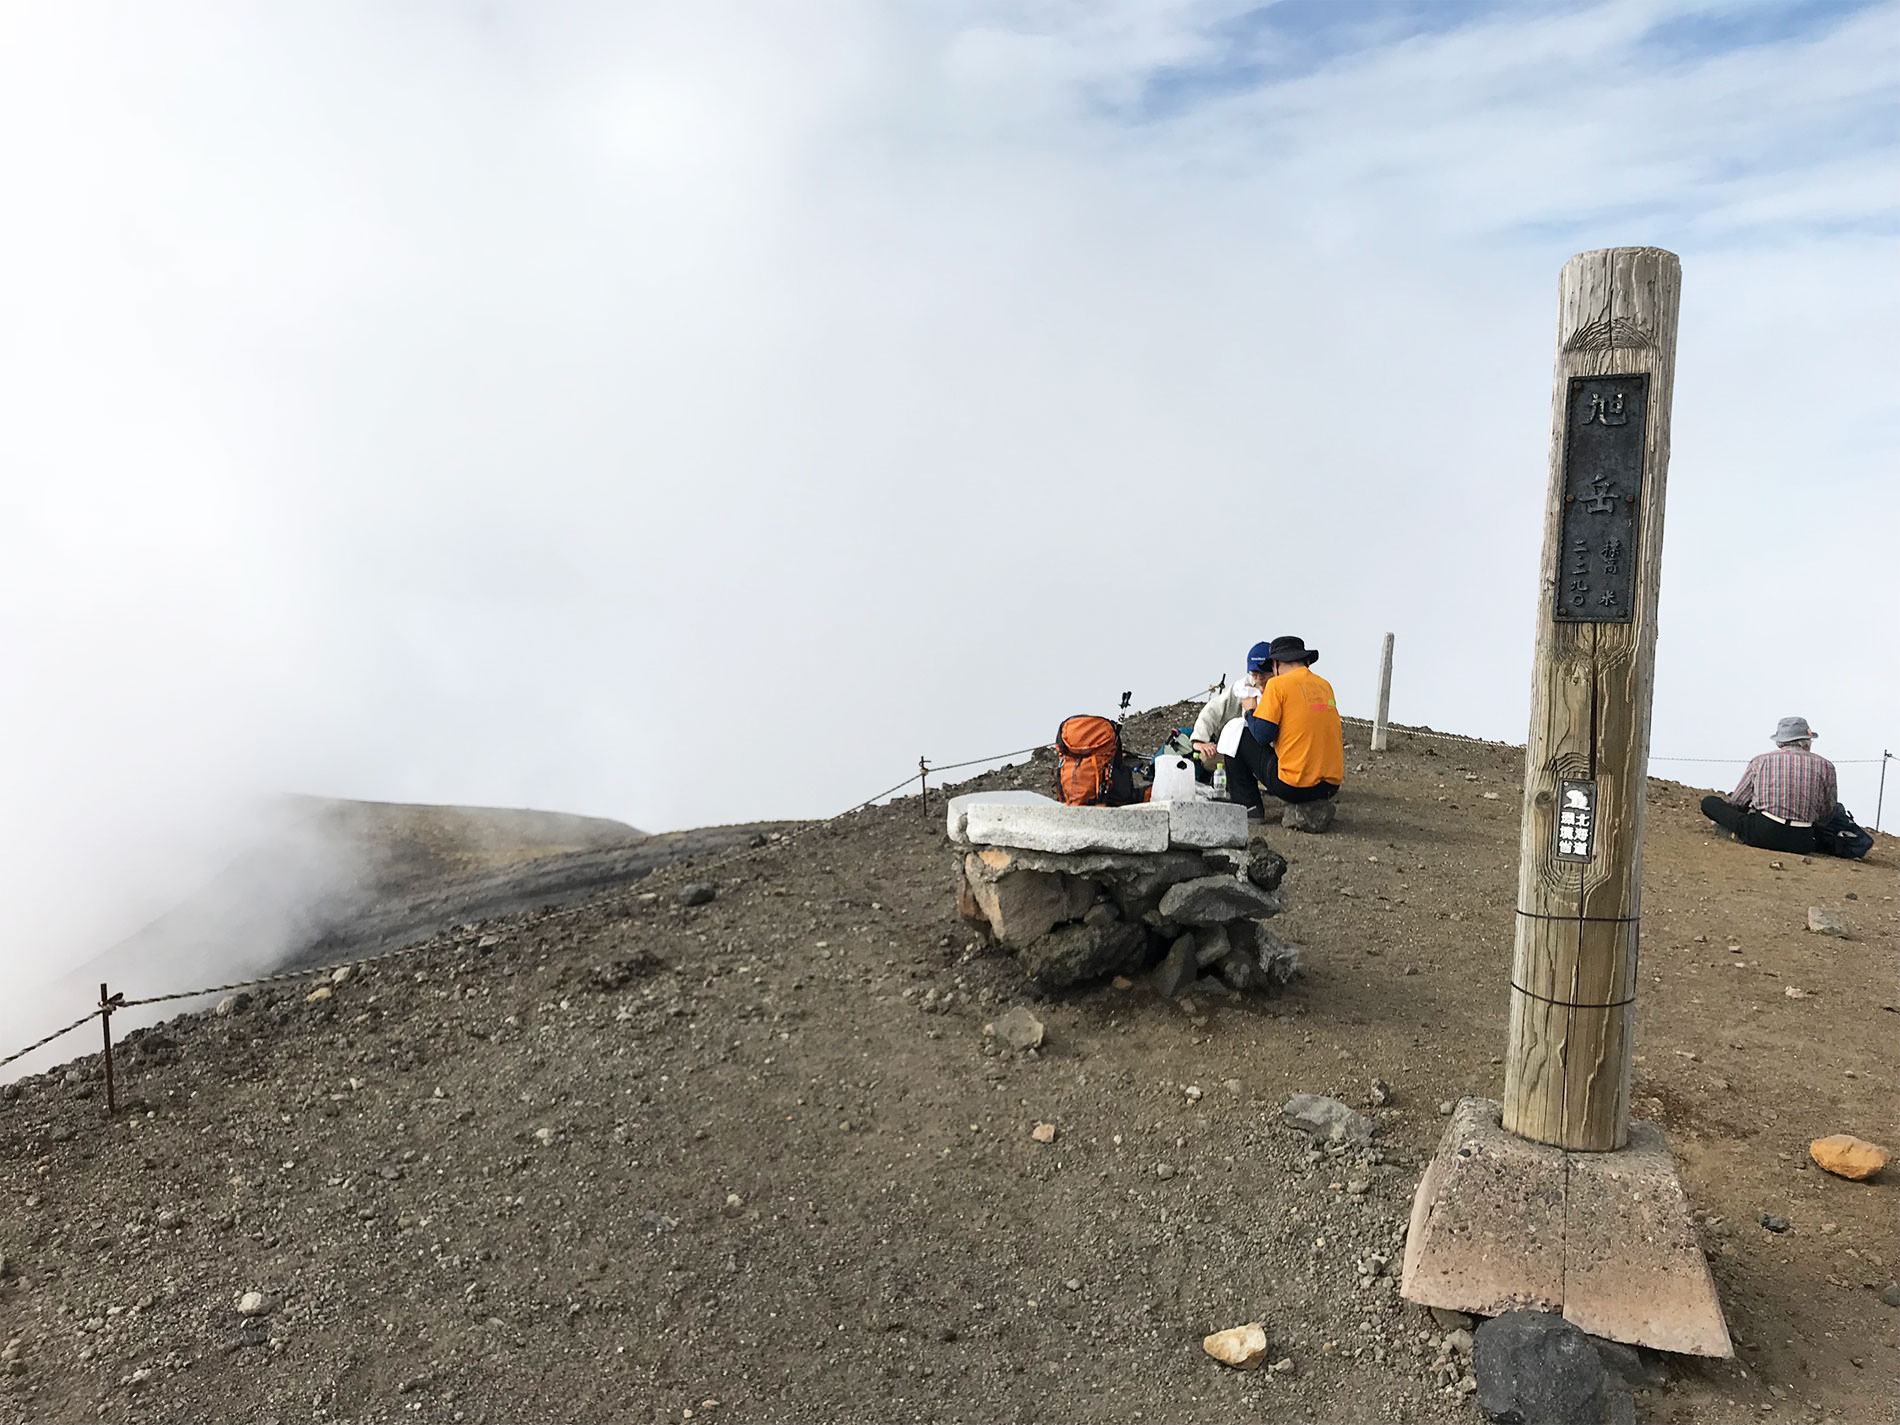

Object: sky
[1,0,1895,1004]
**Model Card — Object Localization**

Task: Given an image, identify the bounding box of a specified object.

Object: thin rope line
[1650,755,1887,764]
[0,1009,103,1068]
[928,746,1043,775]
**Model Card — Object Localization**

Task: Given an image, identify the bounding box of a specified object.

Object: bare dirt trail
[0,707,1894,1424]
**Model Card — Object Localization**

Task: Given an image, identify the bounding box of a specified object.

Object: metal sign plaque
[1555,779,1598,862]
[1555,373,1647,623]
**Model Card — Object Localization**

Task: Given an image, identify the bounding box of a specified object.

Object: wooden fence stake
[1371,633,1395,752]
[1503,247,1680,1151]
[99,982,118,1116]
[919,756,929,817]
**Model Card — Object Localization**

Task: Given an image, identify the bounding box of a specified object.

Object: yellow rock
[305,986,333,1003]
[1030,1122,1056,1143]
[1202,1322,1269,1370]
[1809,1134,1889,1181]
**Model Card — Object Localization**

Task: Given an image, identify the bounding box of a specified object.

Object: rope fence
[0,1008,104,1071]
[1,681,1887,1095]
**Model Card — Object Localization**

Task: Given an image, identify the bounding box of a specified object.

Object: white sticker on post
[1555,779,1598,862]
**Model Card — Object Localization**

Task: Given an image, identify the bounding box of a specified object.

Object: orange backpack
[1055,714,1145,806]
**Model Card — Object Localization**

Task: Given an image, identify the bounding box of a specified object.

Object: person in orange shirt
[1227,635,1344,819]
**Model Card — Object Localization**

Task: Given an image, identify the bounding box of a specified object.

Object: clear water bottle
[1211,764,1228,801]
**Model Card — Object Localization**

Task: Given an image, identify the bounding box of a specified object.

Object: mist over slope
[2,796,710,1082]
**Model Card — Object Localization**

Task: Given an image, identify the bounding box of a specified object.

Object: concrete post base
[1400,1098,1732,1358]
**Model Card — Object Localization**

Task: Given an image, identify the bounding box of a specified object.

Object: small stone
[1368,1078,1393,1107]
[1152,934,1198,999]
[534,1127,556,1145]
[1345,1178,1370,1196]
[1809,1135,1890,1181]
[678,883,716,907]
[1270,1357,1294,1374]
[1201,1321,1269,1370]
[235,1292,269,1317]
[1280,1093,1375,1145]
[1879,1283,1900,1309]
[1158,876,1282,926]
[1280,801,1336,834]
[1192,925,1233,968]
[477,933,502,949]
[1806,907,1849,936]
[330,965,354,985]
[1784,985,1812,999]
[305,986,332,1003]
[1063,1278,1081,1292]
[1593,1337,1669,1390]
[988,1007,1045,1052]
[1030,1123,1057,1144]
[1110,976,1133,990]
[1438,1100,1454,1116]
[213,993,250,1018]
[1481,791,1500,800]
[1430,1307,1476,1331]
[1759,1213,1789,1233]
[722,1193,744,1216]
[1184,1085,1203,1102]
[1155,1163,1176,1180]
[1474,1310,1626,1425]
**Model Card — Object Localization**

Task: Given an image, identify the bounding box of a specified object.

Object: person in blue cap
[1189,641,1278,778]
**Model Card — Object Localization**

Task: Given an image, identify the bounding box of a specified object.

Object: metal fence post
[98,983,119,1116]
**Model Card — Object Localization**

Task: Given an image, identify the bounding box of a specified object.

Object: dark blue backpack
[1815,806,1873,860]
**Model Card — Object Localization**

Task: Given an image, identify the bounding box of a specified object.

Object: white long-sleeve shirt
[1192,684,1249,743]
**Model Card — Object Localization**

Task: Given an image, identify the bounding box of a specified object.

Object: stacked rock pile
[947,794,1300,993]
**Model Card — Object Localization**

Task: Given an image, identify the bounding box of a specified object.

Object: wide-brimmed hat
[1267,636,1318,667]
[1772,716,1817,746]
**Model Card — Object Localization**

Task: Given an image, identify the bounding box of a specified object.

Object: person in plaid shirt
[1700,717,1839,855]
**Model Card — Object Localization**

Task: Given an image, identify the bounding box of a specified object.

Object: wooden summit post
[1503,248,1680,1152]
[1404,249,1725,1354]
